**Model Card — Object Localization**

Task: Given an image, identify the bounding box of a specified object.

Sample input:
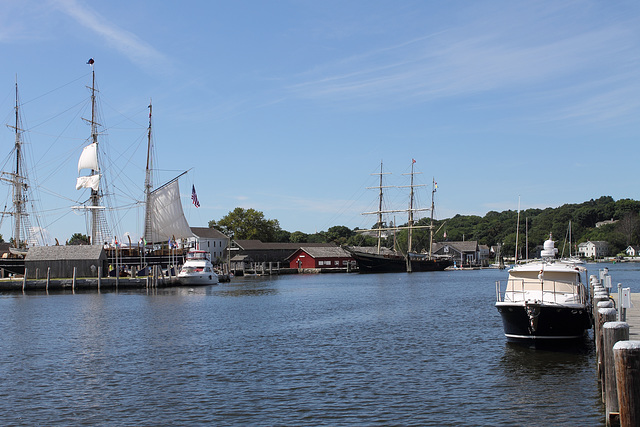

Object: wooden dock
[613,292,640,337]
[593,276,640,426]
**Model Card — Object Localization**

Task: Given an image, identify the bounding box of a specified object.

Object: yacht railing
[495,279,586,304]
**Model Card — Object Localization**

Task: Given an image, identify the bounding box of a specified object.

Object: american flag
[191,185,200,208]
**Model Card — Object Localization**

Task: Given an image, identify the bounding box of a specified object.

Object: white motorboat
[178,250,219,285]
[495,234,592,342]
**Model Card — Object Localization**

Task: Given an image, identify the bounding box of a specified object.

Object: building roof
[233,240,336,250]
[191,227,228,240]
[433,241,479,253]
[287,246,352,260]
[25,245,106,261]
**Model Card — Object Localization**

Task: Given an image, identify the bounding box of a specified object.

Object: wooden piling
[22,268,27,292]
[598,307,618,388]
[98,266,102,290]
[614,340,640,427]
[46,267,50,291]
[604,322,630,426]
[72,267,76,291]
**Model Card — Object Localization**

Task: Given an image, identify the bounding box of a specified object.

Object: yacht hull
[496,302,592,341]
[177,272,219,285]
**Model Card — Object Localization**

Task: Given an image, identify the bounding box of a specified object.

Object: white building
[186,227,229,263]
[577,241,609,258]
[625,246,640,257]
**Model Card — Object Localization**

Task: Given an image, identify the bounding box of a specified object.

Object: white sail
[78,142,99,173]
[148,179,193,242]
[76,174,100,191]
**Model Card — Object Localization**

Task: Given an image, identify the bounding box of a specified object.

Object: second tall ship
[346,161,452,273]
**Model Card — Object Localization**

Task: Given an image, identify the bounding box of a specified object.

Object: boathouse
[24,245,107,279]
[432,241,480,267]
[287,246,353,269]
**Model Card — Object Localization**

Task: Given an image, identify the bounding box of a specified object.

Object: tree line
[54,196,639,257]
[208,196,640,257]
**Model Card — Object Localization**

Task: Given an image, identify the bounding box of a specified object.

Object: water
[2,263,632,425]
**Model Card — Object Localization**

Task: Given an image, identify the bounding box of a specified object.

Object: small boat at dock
[177,250,218,285]
[495,234,592,342]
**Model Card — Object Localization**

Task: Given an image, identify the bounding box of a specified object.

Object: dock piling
[614,340,640,427]
[604,322,630,426]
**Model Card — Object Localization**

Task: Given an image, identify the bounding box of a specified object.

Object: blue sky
[0,0,639,244]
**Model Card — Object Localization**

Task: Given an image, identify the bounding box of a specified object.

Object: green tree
[68,233,90,245]
[290,231,309,243]
[209,208,282,241]
[325,225,354,245]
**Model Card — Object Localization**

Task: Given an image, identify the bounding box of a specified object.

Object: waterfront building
[577,240,609,258]
[186,227,229,263]
[287,246,353,269]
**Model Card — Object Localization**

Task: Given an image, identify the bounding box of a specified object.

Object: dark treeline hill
[208,197,640,257]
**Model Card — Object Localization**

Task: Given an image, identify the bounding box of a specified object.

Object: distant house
[577,241,609,258]
[478,244,491,262]
[625,246,640,257]
[596,218,617,228]
[287,246,353,269]
[432,241,480,266]
[187,227,229,263]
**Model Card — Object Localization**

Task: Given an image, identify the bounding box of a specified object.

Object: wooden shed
[24,246,107,279]
[286,246,353,269]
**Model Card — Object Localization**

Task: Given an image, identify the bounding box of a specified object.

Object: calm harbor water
[1,262,636,425]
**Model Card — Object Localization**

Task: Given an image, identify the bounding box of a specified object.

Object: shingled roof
[25,245,106,261]
[286,246,351,260]
[191,227,228,240]
[233,240,336,250]
[432,241,478,253]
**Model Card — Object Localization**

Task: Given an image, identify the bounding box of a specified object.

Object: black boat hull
[496,303,592,341]
[350,251,452,273]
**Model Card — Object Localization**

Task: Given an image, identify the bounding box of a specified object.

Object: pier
[591,271,640,427]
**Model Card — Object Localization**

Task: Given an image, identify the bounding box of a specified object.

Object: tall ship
[0,80,47,256]
[346,161,452,273]
[495,234,592,342]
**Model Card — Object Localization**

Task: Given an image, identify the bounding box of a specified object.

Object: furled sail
[76,174,100,191]
[147,178,193,242]
[78,142,99,172]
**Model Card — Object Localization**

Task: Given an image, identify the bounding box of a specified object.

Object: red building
[287,246,353,269]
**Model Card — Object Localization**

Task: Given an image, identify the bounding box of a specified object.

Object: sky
[0,0,639,244]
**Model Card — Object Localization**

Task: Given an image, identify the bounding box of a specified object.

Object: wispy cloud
[286,6,640,125]
[52,0,169,69]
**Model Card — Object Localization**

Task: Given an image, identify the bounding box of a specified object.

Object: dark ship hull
[349,250,452,273]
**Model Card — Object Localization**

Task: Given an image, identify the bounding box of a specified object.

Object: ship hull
[349,250,452,273]
[496,302,592,341]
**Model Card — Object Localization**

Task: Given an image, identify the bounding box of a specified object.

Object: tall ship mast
[346,160,452,273]
[142,101,193,248]
[0,80,45,255]
[75,60,110,245]
[143,101,153,244]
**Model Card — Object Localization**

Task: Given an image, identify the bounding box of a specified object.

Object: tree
[290,231,309,243]
[617,212,639,246]
[325,226,354,245]
[68,233,90,245]
[209,208,282,241]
